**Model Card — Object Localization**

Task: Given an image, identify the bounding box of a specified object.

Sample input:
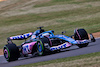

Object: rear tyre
[37,37,51,56]
[74,29,89,48]
[3,43,20,62]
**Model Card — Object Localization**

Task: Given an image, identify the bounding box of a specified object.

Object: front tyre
[36,37,51,56]
[3,43,20,62]
[74,29,89,48]
[77,43,88,48]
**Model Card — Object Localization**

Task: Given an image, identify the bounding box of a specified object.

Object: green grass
[0,5,100,27]
[34,0,100,7]
[0,0,100,49]
[16,52,100,67]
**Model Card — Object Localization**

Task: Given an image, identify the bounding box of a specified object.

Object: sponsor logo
[50,42,71,51]
[23,45,31,54]
[76,40,88,44]
[10,33,32,40]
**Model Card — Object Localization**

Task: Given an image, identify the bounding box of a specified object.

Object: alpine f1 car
[3,27,96,62]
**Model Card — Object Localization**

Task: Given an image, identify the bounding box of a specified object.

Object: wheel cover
[4,49,8,58]
[4,46,10,61]
[37,42,42,52]
[37,41,44,55]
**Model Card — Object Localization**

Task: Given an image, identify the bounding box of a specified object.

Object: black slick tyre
[74,29,89,48]
[74,29,89,40]
[3,43,20,62]
[37,37,51,56]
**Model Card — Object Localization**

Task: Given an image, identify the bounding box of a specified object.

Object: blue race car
[34,28,96,55]
[3,27,95,62]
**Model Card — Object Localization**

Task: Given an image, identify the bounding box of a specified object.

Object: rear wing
[7,32,33,43]
[7,32,33,44]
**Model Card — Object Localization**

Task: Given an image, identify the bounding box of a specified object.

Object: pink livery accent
[22,42,36,54]
[76,29,81,39]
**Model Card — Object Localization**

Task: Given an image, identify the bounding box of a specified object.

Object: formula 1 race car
[3,27,96,62]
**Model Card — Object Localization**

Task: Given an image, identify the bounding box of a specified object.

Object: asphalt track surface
[0,38,100,67]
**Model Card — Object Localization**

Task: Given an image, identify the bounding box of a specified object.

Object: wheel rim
[37,42,42,52]
[37,41,43,55]
[4,49,8,59]
[4,46,10,61]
